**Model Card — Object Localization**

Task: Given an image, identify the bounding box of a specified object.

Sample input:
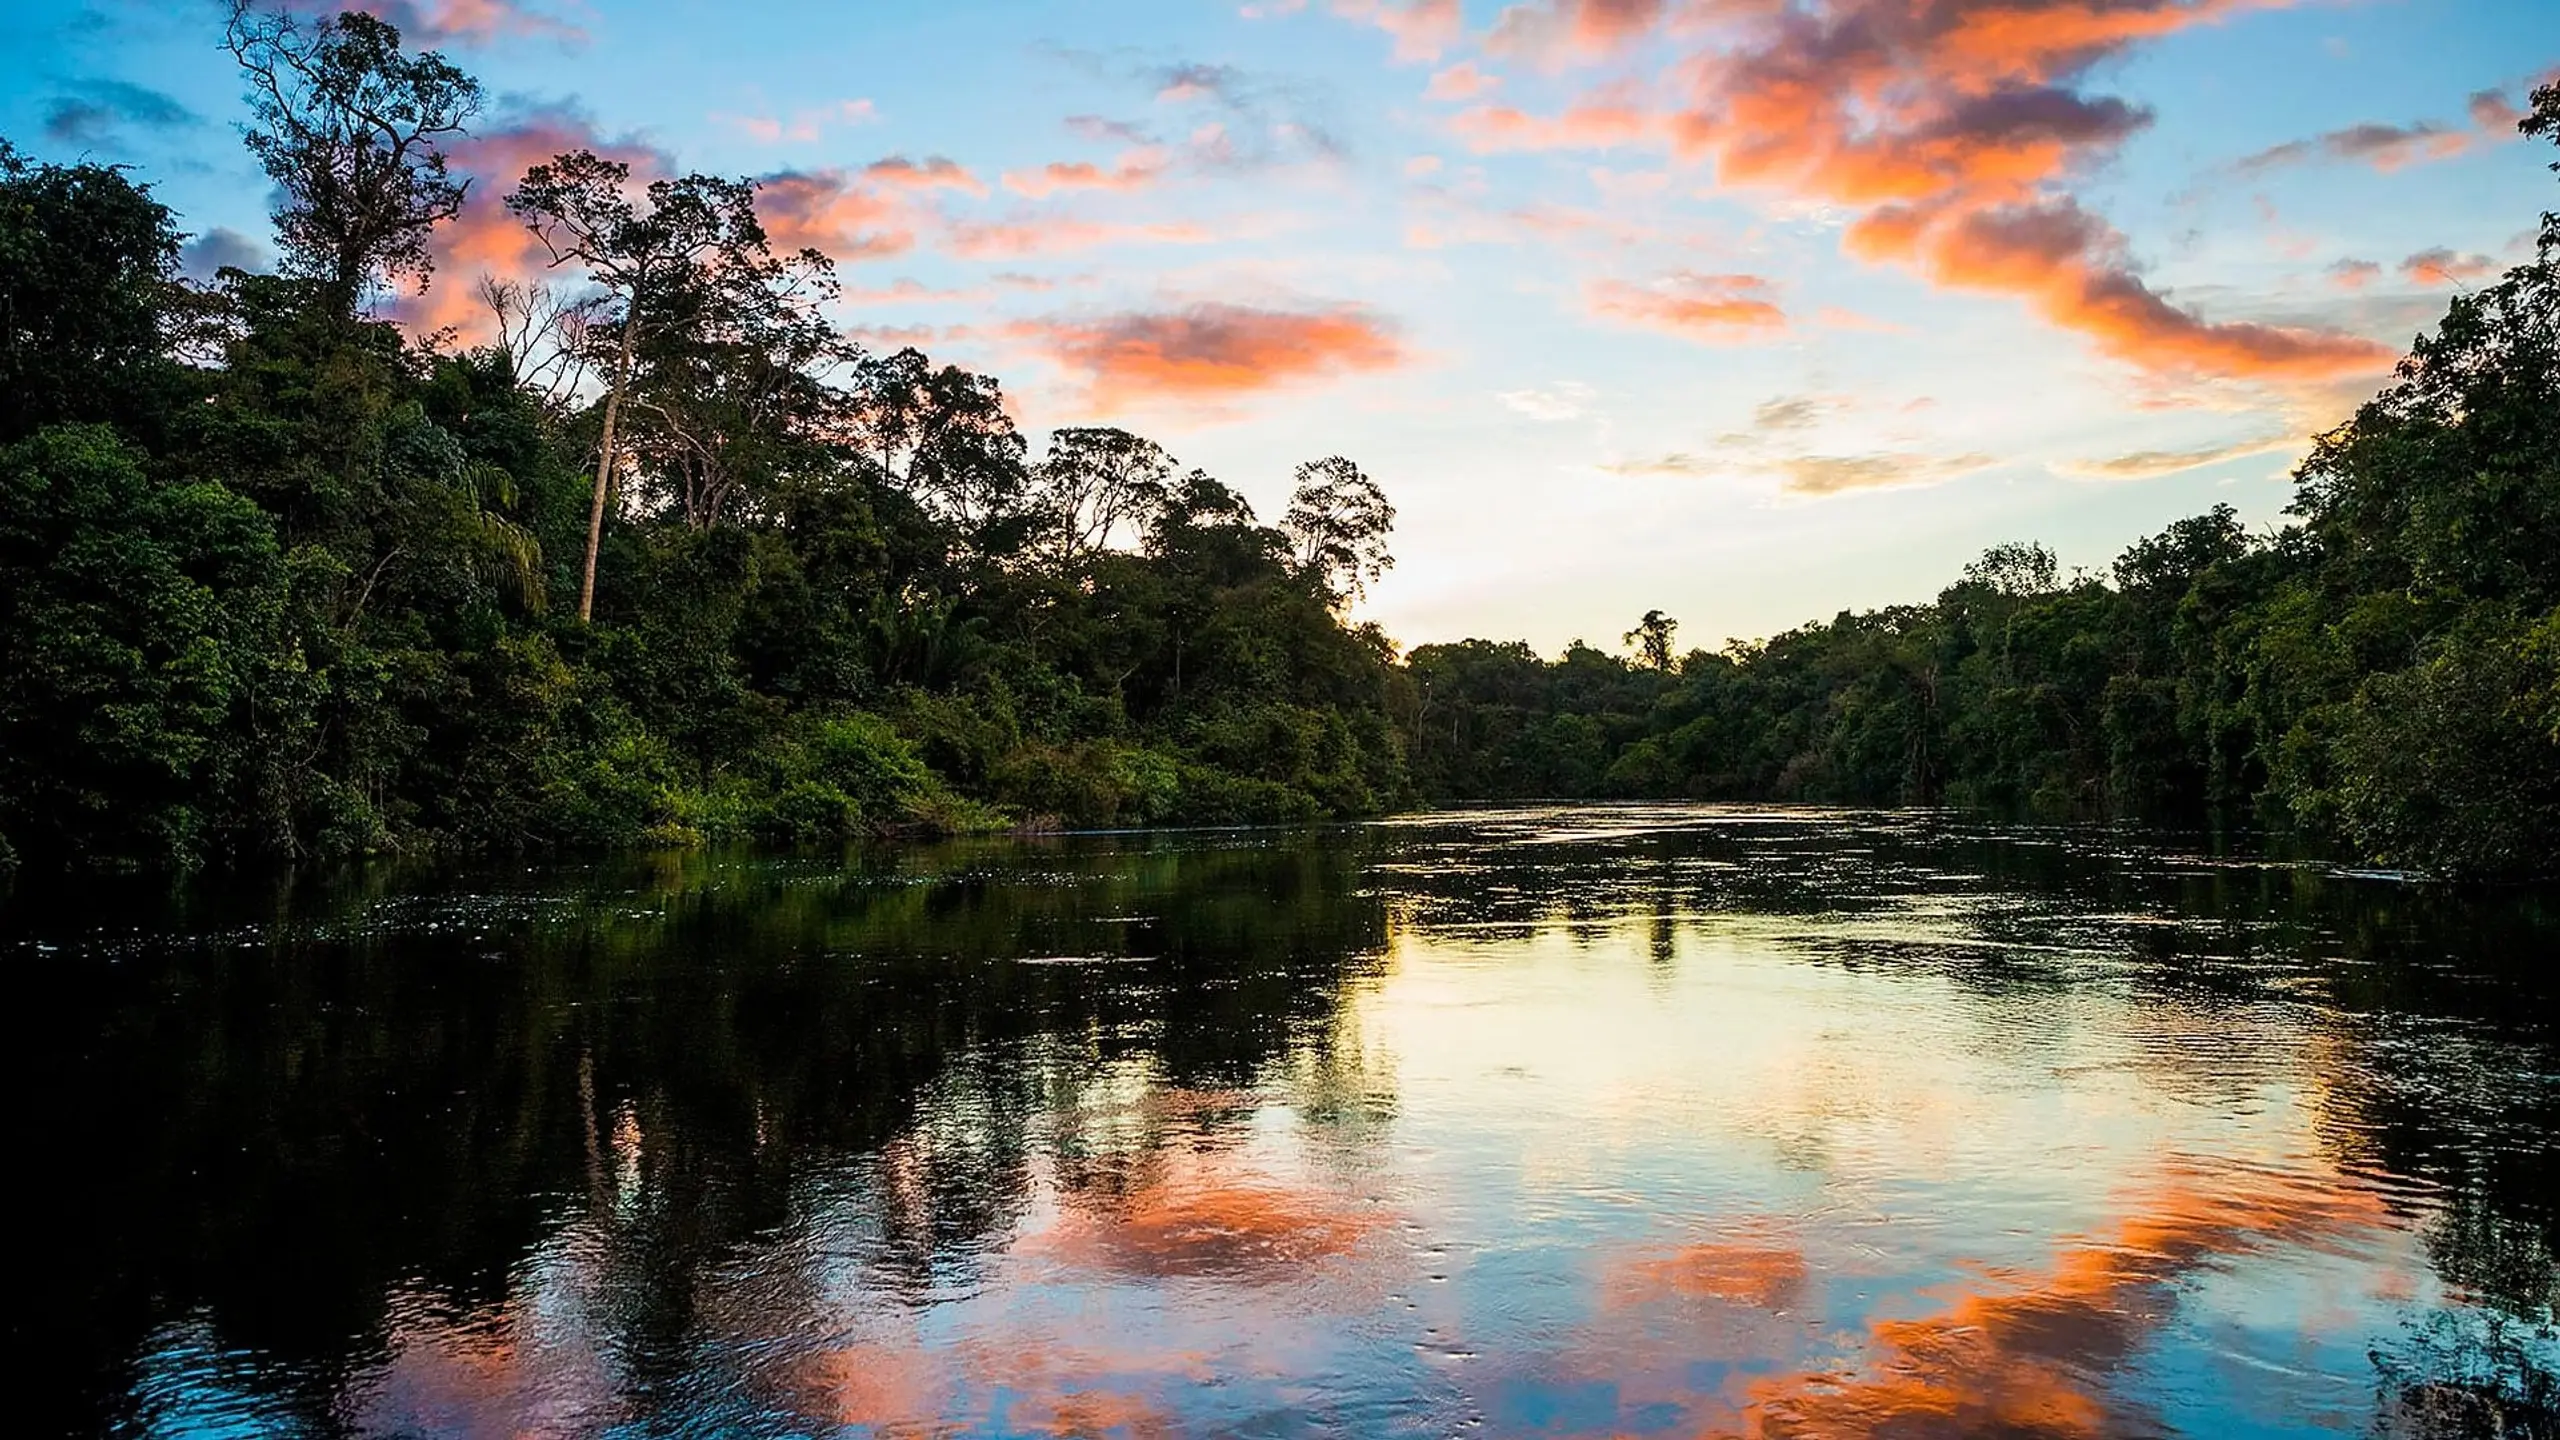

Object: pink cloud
[285,0,583,45]
[1426,62,1502,102]
[944,218,1214,260]
[1332,0,1465,62]
[1002,151,1168,198]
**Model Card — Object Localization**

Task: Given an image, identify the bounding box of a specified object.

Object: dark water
[11,806,2560,1439]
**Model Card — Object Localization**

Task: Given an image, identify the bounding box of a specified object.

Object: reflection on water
[9,806,2559,1438]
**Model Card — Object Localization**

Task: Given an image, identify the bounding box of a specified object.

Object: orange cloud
[1332,0,1465,61]
[1488,0,1667,60]
[1450,95,1660,151]
[1738,1168,2386,1436]
[754,168,925,260]
[1026,1176,1384,1281]
[861,154,987,195]
[1589,271,1786,340]
[1429,0,2393,384]
[2400,245,2498,285]
[1013,302,1407,406]
[2326,257,2382,290]
[1002,151,1168,198]
[1846,196,2393,380]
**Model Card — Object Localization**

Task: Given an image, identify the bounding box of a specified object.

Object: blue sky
[4,0,2553,652]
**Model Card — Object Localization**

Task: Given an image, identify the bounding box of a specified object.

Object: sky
[3,0,2553,654]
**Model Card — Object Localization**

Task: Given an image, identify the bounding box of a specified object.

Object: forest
[1,8,2555,879]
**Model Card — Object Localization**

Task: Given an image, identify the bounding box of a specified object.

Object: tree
[1033,427,1174,566]
[506,152,774,621]
[615,244,850,530]
[1962,541,2060,597]
[223,2,482,310]
[1281,456,1394,606]
[0,143,182,442]
[1625,610,1678,672]
[849,348,1031,547]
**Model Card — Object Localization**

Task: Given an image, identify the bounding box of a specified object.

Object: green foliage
[2,73,2555,878]
[0,120,1408,870]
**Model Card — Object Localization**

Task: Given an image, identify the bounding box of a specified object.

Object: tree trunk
[578,308,639,624]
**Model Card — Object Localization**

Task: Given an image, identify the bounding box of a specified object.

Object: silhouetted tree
[506,153,774,620]
[1282,455,1393,606]
[1625,610,1678,672]
[223,2,481,311]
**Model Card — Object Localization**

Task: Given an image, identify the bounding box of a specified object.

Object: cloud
[1425,62,1502,102]
[1012,302,1406,407]
[1589,271,1787,340]
[2230,76,2547,178]
[753,168,927,259]
[1602,452,1721,476]
[2232,120,2471,177]
[394,105,672,335]
[844,278,981,305]
[1138,60,1348,169]
[1845,195,2393,381]
[1331,0,1464,62]
[1487,0,1667,61]
[1734,1169,2382,1435]
[1429,0,2393,385]
[1776,450,1996,496]
[1002,151,1168,198]
[1449,94,1659,151]
[1743,395,1834,433]
[944,218,1214,260]
[2399,246,2497,285]
[2056,432,2295,479]
[180,227,274,280]
[2325,257,2382,291]
[40,79,196,145]
[1066,114,1155,145]
[862,154,987,195]
[711,99,876,145]
[1499,381,1598,420]
[286,0,584,46]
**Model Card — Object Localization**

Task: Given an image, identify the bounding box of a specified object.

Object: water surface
[13,807,2560,1437]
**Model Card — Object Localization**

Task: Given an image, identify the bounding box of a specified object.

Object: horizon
[3,0,2551,654]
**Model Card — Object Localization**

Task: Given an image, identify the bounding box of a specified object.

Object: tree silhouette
[223,2,481,311]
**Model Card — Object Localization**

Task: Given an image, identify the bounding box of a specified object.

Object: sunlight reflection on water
[14,806,2559,1438]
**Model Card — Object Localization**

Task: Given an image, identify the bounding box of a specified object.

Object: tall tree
[850,348,1031,548]
[506,153,773,621]
[222,2,481,311]
[1033,427,1175,566]
[1281,456,1394,606]
[617,245,850,529]
[1625,610,1678,672]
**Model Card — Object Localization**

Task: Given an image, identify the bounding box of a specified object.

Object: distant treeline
[0,10,2553,878]
[1400,83,2560,882]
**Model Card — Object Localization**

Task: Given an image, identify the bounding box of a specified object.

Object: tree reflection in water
[7,809,2557,1437]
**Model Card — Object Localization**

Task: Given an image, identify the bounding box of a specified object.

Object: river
[12,806,2559,1437]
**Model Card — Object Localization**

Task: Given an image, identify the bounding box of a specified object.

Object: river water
[12,806,2560,1438]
